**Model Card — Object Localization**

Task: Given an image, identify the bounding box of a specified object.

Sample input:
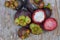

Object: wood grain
[0,0,60,40]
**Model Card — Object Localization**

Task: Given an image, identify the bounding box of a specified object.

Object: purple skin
[14,9,32,19]
[18,27,30,38]
[18,28,27,37]
[44,8,52,18]
[14,9,32,27]
[26,0,38,13]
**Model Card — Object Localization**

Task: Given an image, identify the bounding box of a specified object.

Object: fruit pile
[5,0,22,10]
[5,0,58,39]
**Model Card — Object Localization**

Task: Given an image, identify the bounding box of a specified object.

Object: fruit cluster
[5,0,58,39]
[5,0,22,10]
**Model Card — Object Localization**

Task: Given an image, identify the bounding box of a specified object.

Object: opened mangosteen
[44,18,57,31]
[14,8,31,27]
[30,23,43,35]
[18,27,30,39]
[32,9,46,24]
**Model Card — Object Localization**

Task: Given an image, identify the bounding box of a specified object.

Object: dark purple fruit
[44,8,52,18]
[14,9,31,26]
[26,0,38,13]
[18,28,30,39]
[14,9,31,19]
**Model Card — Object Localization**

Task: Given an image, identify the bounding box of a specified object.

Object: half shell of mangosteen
[44,18,57,31]
[14,8,31,27]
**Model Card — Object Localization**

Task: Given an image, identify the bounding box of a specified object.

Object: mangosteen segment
[44,18,57,31]
[32,10,46,23]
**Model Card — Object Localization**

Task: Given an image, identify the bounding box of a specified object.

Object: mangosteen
[44,8,52,18]
[26,0,38,13]
[30,23,43,35]
[28,0,44,9]
[44,18,57,31]
[5,0,23,10]
[18,28,30,39]
[32,9,46,24]
[14,9,31,26]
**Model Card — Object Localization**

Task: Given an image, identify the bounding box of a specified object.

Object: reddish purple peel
[44,18,57,31]
[14,10,31,19]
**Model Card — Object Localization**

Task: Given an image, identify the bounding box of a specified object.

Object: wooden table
[0,0,60,40]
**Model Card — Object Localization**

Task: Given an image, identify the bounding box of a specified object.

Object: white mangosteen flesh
[33,10,45,23]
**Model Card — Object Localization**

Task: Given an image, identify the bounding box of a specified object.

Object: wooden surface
[0,0,60,40]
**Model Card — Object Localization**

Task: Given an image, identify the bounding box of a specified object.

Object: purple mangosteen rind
[18,27,30,39]
[44,8,52,18]
[14,9,32,26]
[26,0,38,13]
[14,9,31,19]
